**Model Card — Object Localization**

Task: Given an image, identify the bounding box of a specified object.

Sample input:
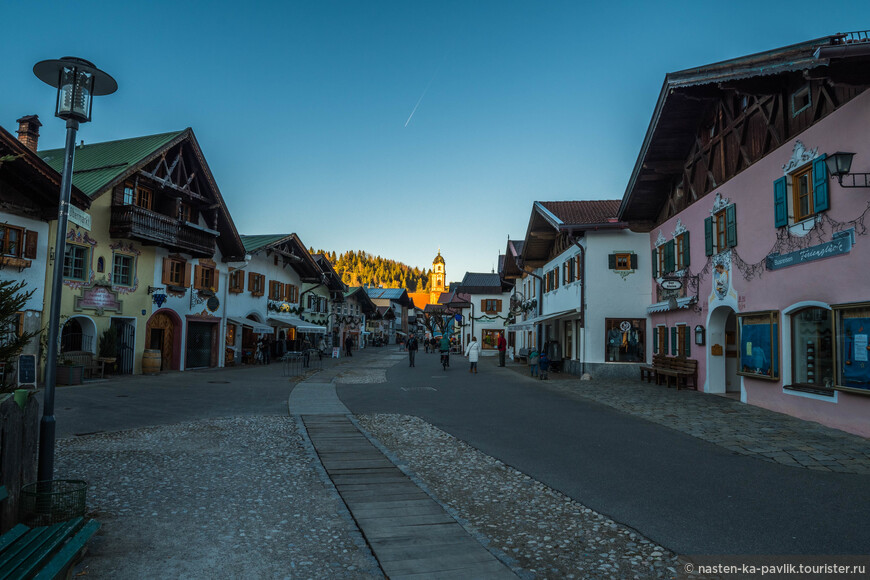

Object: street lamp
[33,57,117,483]
[824,151,870,188]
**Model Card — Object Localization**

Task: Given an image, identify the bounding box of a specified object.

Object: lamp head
[825,152,855,184]
[33,57,117,123]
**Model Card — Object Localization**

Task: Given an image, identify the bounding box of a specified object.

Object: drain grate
[207,381,231,384]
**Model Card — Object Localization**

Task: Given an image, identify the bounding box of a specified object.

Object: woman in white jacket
[464,336,482,374]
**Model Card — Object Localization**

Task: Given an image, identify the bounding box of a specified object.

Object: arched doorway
[146,310,181,371]
[707,305,739,394]
[61,316,97,354]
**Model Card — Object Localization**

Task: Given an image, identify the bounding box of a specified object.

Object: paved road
[337,352,870,556]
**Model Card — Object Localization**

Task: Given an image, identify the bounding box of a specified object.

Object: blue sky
[2,1,868,281]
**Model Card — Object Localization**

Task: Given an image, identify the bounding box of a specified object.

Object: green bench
[0,486,100,580]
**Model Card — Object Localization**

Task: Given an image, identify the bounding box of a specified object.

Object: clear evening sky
[2,1,867,282]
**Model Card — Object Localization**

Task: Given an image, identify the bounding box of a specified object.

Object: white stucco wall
[0,212,49,311]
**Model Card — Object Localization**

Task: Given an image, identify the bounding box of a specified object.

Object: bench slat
[0,524,63,580]
[13,518,84,580]
[0,526,29,555]
[34,520,100,580]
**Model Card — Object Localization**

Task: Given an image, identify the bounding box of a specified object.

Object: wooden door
[147,313,175,371]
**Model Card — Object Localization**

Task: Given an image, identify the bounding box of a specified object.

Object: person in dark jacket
[407,335,418,367]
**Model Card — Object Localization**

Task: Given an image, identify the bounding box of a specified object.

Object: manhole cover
[401,386,437,392]
[208,381,231,384]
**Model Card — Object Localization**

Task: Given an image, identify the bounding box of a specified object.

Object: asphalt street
[337,351,870,556]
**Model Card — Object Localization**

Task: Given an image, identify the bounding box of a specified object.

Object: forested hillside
[311,249,430,292]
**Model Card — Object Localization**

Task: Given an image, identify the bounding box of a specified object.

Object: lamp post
[33,57,117,483]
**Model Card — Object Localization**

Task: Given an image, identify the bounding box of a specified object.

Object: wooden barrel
[142,349,162,374]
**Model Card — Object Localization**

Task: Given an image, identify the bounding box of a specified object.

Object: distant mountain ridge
[310,249,430,292]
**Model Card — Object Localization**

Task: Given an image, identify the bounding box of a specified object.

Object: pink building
[620,32,870,436]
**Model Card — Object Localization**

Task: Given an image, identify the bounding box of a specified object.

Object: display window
[833,302,870,394]
[481,329,500,350]
[738,311,779,380]
[605,318,645,362]
[790,307,833,388]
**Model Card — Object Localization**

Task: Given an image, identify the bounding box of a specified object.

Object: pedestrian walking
[344,335,353,357]
[407,334,418,367]
[528,347,539,377]
[464,336,481,373]
[539,350,549,380]
[439,335,450,368]
[497,332,507,366]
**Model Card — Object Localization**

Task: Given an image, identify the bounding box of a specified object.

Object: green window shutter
[683,328,691,358]
[773,176,788,227]
[726,204,737,248]
[704,217,714,256]
[671,327,678,355]
[651,248,658,278]
[681,232,691,268]
[665,240,675,273]
[813,154,829,213]
[608,254,616,269]
[662,326,669,354]
[629,253,638,270]
[653,327,659,353]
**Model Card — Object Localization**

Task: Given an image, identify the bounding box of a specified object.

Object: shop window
[112,253,135,286]
[229,270,245,293]
[605,318,645,362]
[705,204,737,256]
[833,302,870,394]
[738,311,779,380]
[790,307,833,388]
[63,245,89,281]
[481,329,500,350]
[162,257,190,287]
[774,156,829,227]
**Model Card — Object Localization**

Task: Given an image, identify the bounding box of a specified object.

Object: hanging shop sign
[766,232,853,271]
[660,278,683,291]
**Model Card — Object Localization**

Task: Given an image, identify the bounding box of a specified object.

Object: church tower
[431,250,446,296]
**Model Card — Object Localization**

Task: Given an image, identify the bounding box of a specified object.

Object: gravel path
[357,414,686,579]
[56,415,381,579]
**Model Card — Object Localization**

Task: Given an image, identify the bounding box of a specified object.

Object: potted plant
[97,328,117,364]
[56,359,84,385]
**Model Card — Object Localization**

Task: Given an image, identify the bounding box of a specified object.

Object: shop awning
[227,316,274,334]
[267,316,326,334]
[647,297,696,313]
[512,308,581,329]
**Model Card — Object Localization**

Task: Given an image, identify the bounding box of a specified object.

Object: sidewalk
[501,358,870,474]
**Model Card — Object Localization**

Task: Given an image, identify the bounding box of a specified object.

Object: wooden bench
[639,353,668,383]
[59,352,103,379]
[656,357,699,390]
[0,486,101,580]
[516,348,530,364]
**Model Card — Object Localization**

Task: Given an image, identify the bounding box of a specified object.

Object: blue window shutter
[630,253,638,270]
[653,327,659,353]
[813,154,829,213]
[773,176,788,227]
[726,204,737,248]
[671,327,678,355]
[683,328,691,358]
[704,217,714,256]
[608,254,616,269]
[651,248,658,278]
[681,232,691,268]
[665,240,675,273]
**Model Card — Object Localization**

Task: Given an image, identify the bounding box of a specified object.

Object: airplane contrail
[404,67,440,128]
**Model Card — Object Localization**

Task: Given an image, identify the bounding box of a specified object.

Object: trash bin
[19,479,88,525]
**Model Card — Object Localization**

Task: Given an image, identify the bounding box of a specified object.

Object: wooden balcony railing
[110,205,217,257]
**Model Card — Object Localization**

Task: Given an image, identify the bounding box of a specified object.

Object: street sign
[660,279,683,290]
[68,205,91,230]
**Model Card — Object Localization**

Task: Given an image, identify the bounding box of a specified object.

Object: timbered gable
[620,32,870,228]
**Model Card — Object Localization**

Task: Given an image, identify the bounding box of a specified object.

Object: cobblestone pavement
[357,414,685,579]
[501,361,870,474]
[56,416,382,579]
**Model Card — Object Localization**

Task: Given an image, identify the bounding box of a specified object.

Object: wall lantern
[34,57,117,123]
[694,325,706,346]
[825,151,870,188]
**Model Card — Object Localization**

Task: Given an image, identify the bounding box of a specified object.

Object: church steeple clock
[432,250,446,294]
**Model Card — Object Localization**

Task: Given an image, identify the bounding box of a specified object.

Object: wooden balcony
[110,205,217,257]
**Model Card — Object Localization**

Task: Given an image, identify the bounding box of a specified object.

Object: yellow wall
[43,192,157,375]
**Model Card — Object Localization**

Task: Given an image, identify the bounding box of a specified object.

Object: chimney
[16,115,42,152]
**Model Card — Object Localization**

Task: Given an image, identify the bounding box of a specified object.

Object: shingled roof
[537,200,621,227]
[452,272,510,294]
